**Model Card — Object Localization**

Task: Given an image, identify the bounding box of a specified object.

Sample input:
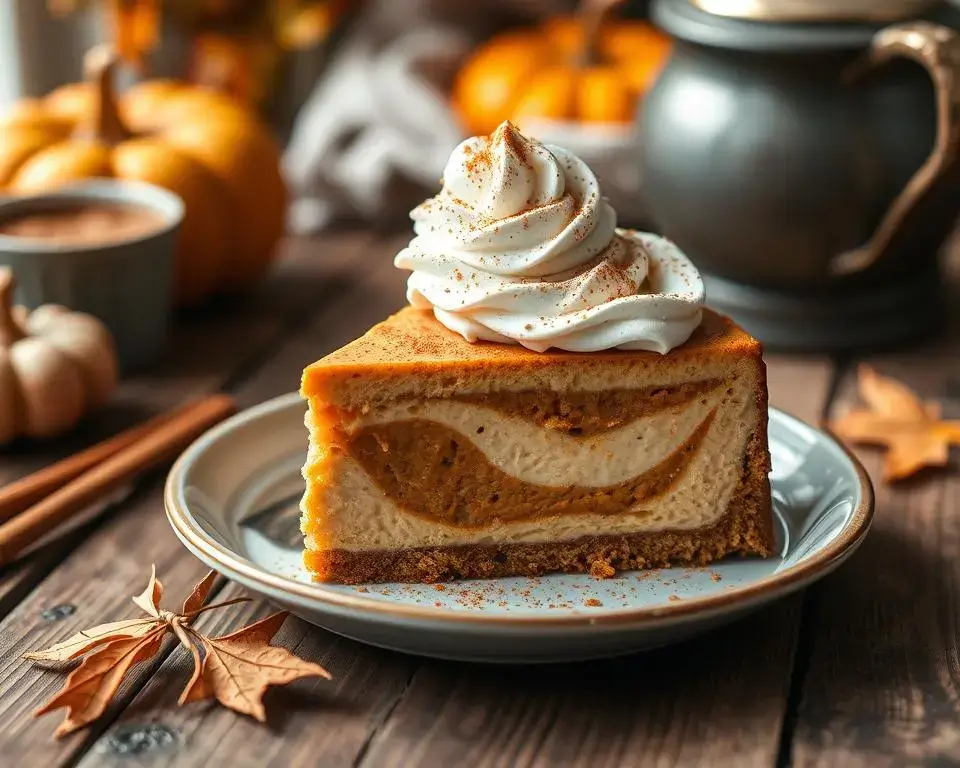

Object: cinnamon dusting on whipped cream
[395,121,704,353]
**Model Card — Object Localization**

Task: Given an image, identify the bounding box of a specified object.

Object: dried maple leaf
[131,563,163,617]
[26,565,331,739]
[36,628,167,738]
[181,612,331,721]
[830,365,960,482]
[23,618,160,663]
[178,628,210,706]
[181,570,218,615]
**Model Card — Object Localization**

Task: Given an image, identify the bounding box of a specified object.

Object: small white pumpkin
[0,268,118,442]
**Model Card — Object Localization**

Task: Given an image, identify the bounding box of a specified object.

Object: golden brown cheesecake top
[302,307,761,400]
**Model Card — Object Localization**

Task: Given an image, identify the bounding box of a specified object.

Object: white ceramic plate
[165,393,873,663]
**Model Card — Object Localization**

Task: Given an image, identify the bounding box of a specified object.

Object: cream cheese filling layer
[304,384,758,551]
[346,390,726,488]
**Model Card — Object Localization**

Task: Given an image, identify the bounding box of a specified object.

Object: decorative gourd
[0,45,287,306]
[0,269,119,443]
[453,1,671,135]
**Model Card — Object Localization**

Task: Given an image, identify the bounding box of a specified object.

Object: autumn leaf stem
[183,597,252,620]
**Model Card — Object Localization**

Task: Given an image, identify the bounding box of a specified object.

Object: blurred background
[0,0,668,232]
[2,0,960,365]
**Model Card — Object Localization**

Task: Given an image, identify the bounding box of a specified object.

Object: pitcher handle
[831,22,960,277]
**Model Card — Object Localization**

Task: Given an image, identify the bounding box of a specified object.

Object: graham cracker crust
[304,412,775,584]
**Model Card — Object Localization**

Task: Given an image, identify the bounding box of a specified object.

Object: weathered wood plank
[766,354,835,426]
[81,323,834,768]
[346,355,836,768]
[0,234,842,768]
[0,234,383,764]
[75,583,417,768]
[0,233,374,613]
[0,307,276,615]
[791,309,960,766]
[0,233,373,482]
[72,238,414,768]
[232,234,408,411]
[79,290,837,767]
[356,612,796,768]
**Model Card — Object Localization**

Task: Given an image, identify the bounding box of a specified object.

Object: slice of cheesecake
[300,306,775,584]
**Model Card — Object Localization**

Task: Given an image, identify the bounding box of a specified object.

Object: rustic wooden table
[0,232,957,767]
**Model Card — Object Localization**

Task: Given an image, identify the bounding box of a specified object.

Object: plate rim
[165,391,875,629]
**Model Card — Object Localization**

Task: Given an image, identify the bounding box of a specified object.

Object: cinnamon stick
[0,396,226,523]
[0,394,236,565]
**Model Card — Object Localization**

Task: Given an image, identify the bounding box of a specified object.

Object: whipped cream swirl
[395,122,703,353]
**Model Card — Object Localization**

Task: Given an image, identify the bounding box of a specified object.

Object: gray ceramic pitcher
[640,0,960,350]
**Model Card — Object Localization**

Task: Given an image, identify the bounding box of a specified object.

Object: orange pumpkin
[453,14,671,135]
[0,46,287,306]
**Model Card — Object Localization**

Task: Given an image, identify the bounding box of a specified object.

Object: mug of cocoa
[0,180,183,371]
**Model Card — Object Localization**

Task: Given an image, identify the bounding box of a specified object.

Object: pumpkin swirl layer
[452,378,722,437]
[346,409,716,529]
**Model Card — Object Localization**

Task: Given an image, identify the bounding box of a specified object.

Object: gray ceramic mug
[0,180,183,372]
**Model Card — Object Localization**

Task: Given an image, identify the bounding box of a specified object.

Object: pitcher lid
[653,0,960,50]
[690,0,937,23]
